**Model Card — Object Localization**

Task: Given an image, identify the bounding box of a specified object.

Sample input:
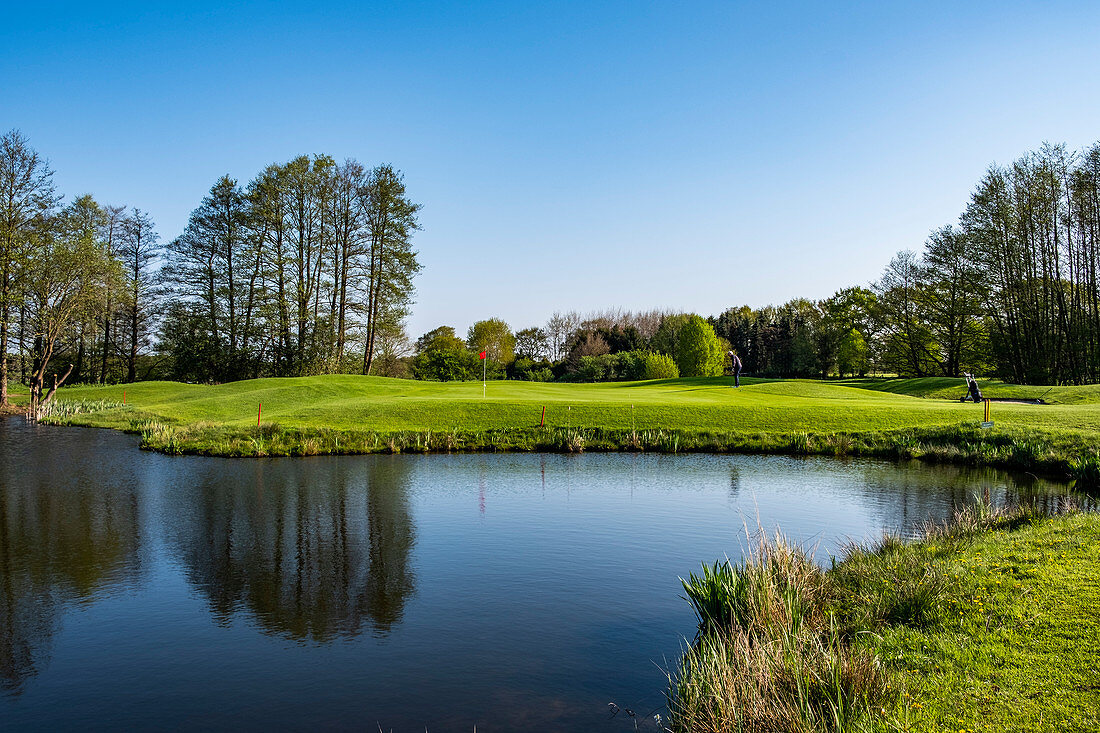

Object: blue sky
[4,1,1099,339]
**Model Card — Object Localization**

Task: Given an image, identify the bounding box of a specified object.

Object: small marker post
[122,390,126,406]
[258,402,262,427]
[540,405,546,427]
[981,399,993,429]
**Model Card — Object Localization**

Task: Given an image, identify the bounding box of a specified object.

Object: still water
[0,418,1080,731]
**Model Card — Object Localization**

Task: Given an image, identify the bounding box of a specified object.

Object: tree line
[162,156,420,382]
[4,134,1100,406]
[411,141,1100,386]
[0,130,421,408]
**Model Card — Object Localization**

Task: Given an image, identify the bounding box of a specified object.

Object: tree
[545,311,580,361]
[874,251,936,376]
[673,315,724,377]
[514,326,548,361]
[362,165,421,375]
[650,313,691,358]
[23,196,123,409]
[164,176,250,381]
[96,204,126,383]
[467,318,515,364]
[0,130,59,405]
[118,209,161,382]
[415,326,466,354]
[918,226,984,376]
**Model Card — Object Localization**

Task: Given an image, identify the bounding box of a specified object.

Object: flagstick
[483,349,487,398]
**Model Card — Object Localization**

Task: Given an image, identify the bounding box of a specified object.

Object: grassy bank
[19,376,1100,482]
[669,506,1100,732]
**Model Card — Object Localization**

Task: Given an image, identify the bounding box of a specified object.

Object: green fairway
[46,374,1100,434]
[28,376,1100,474]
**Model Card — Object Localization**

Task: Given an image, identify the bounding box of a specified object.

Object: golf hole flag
[479,350,488,397]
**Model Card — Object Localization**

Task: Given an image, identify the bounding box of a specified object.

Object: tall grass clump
[35,398,122,422]
[670,534,889,733]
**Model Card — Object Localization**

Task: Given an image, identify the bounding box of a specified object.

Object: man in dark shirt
[728,351,742,388]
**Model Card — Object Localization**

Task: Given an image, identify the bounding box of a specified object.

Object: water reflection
[855,460,1087,536]
[170,457,416,642]
[1,418,1093,731]
[0,422,141,693]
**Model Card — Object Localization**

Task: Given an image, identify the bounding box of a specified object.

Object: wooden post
[540,405,546,427]
[984,399,990,423]
[258,402,262,427]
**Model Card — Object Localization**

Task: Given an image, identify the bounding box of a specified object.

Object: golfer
[728,351,742,388]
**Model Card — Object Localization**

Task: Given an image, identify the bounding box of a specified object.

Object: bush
[413,348,478,381]
[513,357,555,381]
[576,354,613,382]
[644,352,679,379]
[676,314,725,377]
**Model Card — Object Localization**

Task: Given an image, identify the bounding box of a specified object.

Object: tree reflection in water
[0,424,142,694]
[172,456,416,642]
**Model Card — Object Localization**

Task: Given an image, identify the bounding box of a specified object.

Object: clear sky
[4,1,1099,339]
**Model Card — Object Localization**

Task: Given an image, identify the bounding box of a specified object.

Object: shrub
[671,534,889,733]
[576,354,613,382]
[644,351,679,379]
[413,348,478,381]
[675,314,725,377]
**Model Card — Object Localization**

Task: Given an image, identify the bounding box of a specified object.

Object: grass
[12,375,1100,481]
[669,505,1100,732]
[838,377,1100,404]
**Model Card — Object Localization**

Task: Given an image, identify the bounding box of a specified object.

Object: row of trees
[406,142,1100,385]
[163,156,420,382]
[410,312,725,382]
[0,131,154,408]
[0,130,423,408]
[881,142,1100,384]
[4,134,1099,396]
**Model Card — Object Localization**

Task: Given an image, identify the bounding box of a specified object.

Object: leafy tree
[650,314,691,357]
[467,318,515,363]
[412,348,477,381]
[362,165,421,375]
[874,251,936,376]
[674,315,724,377]
[416,326,465,353]
[0,130,59,405]
[835,328,869,377]
[514,326,548,360]
[118,209,161,382]
[23,196,124,407]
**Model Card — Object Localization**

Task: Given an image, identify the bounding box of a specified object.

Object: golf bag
[962,373,983,403]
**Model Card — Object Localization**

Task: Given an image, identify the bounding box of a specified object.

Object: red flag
[478,350,487,360]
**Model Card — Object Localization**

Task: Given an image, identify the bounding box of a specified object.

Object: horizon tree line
[4,132,1100,404]
[0,130,423,408]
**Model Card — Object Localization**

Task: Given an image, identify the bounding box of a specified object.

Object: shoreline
[667,506,1100,731]
[22,410,1100,487]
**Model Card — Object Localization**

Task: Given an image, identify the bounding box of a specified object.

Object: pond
[0,417,1082,731]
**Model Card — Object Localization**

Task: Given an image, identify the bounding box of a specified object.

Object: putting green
[49,375,1100,437]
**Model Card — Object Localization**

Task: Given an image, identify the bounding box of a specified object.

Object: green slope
[47,374,1100,436]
